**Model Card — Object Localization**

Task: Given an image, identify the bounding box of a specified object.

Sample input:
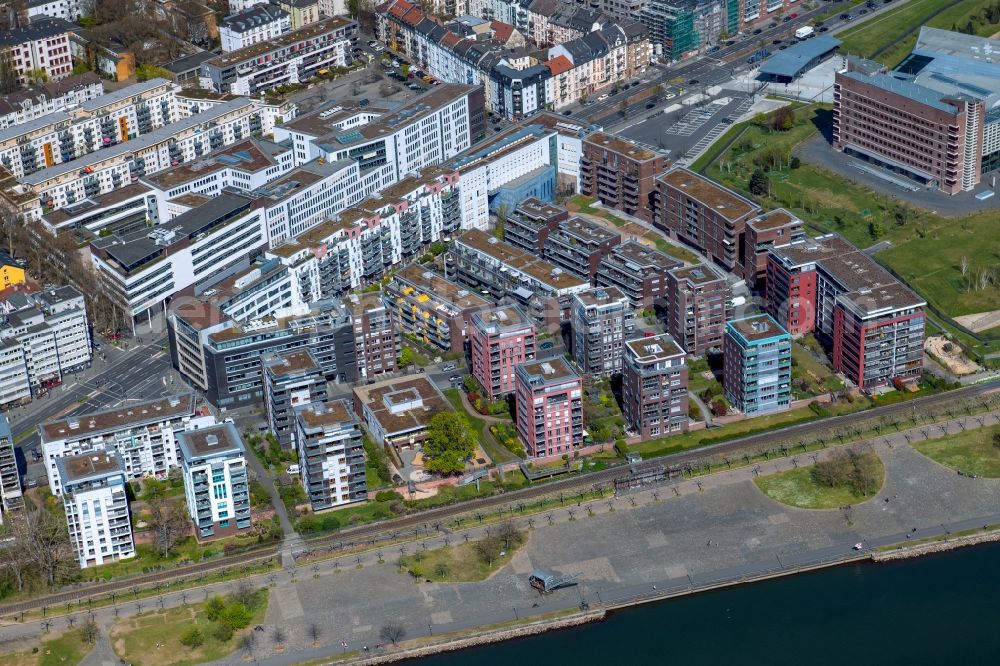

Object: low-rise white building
[176,421,252,540]
[39,393,202,494]
[0,286,92,408]
[57,450,136,569]
[27,0,92,21]
[220,4,291,53]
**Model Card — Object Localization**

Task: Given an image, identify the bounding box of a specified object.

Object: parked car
[286,464,300,475]
[449,375,461,383]
[441,363,457,371]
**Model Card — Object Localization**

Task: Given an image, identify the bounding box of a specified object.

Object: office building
[514,357,583,458]
[621,333,688,438]
[352,376,452,451]
[57,451,136,569]
[293,400,367,512]
[653,167,760,272]
[176,421,252,540]
[39,393,202,495]
[596,240,682,309]
[469,305,536,401]
[833,29,1000,194]
[0,285,92,409]
[640,0,737,61]
[263,349,328,449]
[580,133,666,222]
[200,17,357,95]
[724,314,791,416]
[766,234,925,389]
[571,287,634,377]
[664,262,732,355]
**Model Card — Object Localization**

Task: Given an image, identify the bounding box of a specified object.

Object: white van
[286,464,300,475]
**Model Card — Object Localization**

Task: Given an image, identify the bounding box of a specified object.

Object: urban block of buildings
[664,262,733,355]
[571,286,634,377]
[0,71,102,130]
[352,375,452,452]
[0,17,74,86]
[263,349,329,449]
[293,400,367,512]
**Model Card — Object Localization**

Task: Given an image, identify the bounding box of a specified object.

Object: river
[414,542,1000,665]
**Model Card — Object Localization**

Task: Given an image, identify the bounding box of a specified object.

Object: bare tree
[272,626,287,649]
[380,621,405,645]
[147,498,189,558]
[9,508,74,587]
[81,618,100,645]
[307,623,321,646]
[232,581,257,609]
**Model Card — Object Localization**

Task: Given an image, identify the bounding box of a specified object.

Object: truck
[795,26,814,39]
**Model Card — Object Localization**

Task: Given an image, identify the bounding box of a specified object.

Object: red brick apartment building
[653,167,760,273]
[766,234,926,389]
[664,262,733,356]
[469,305,536,402]
[514,357,583,458]
[580,133,667,222]
[743,209,804,289]
[621,333,688,438]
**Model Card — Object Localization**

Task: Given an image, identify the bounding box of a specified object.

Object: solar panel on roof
[335,130,364,144]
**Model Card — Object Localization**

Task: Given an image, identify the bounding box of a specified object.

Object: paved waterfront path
[3,410,998,664]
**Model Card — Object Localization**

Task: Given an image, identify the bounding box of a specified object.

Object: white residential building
[0,72,103,130]
[176,421,252,540]
[294,400,367,512]
[27,0,93,21]
[57,450,136,569]
[38,393,202,495]
[0,417,22,523]
[220,4,292,53]
[0,18,74,86]
[0,286,92,409]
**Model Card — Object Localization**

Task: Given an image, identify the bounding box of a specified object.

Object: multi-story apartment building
[39,393,202,494]
[514,357,583,458]
[353,375,452,451]
[27,0,92,21]
[177,421,252,540]
[447,229,589,325]
[742,209,803,289]
[0,416,22,521]
[543,216,621,281]
[653,167,760,273]
[723,314,791,416]
[169,296,360,408]
[833,29,1000,193]
[621,333,688,438]
[293,400,368,512]
[279,0,321,29]
[0,18,73,86]
[220,4,291,52]
[502,197,569,254]
[640,0,738,61]
[383,265,489,353]
[347,292,400,380]
[664,262,732,355]
[200,17,357,95]
[469,305,536,401]
[571,286,634,377]
[0,72,102,130]
[580,133,666,222]
[57,451,136,569]
[596,240,682,309]
[263,349,328,448]
[0,286,92,408]
[766,234,925,389]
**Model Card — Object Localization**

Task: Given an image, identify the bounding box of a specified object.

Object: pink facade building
[515,357,583,458]
[469,306,536,402]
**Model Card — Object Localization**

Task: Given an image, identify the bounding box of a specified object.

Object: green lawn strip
[791,343,843,397]
[398,534,525,582]
[646,233,702,264]
[875,523,1000,552]
[753,455,884,509]
[76,537,252,582]
[443,388,517,464]
[110,590,268,666]
[911,425,1000,477]
[0,629,92,666]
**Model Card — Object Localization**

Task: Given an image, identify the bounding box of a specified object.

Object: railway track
[4,380,995,616]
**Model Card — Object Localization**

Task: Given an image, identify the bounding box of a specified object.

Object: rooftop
[606,240,682,272]
[748,208,802,232]
[552,215,621,246]
[395,264,489,310]
[574,285,627,308]
[79,78,171,112]
[0,17,74,46]
[669,262,725,287]
[584,132,657,161]
[205,16,354,68]
[41,182,150,227]
[727,314,789,344]
[839,71,960,114]
[221,4,289,33]
[143,137,289,190]
[176,421,245,461]
[295,399,355,429]
[759,35,842,79]
[472,305,534,333]
[449,124,552,170]
[625,333,685,362]
[39,393,196,442]
[353,376,451,435]
[454,230,589,292]
[56,451,124,487]
[658,168,758,221]
[262,348,320,377]
[518,357,580,387]
[516,197,567,222]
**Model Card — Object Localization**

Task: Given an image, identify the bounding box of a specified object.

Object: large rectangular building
[177,422,252,540]
[469,305,536,401]
[352,376,452,451]
[293,400,367,512]
[723,314,791,416]
[664,262,732,355]
[57,451,136,569]
[653,167,760,273]
[742,209,803,290]
[514,357,583,458]
[580,133,666,222]
[621,333,688,438]
[0,18,73,86]
[0,416,22,521]
[543,216,621,281]
[596,240,682,309]
[263,350,328,449]
[571,286,634,377]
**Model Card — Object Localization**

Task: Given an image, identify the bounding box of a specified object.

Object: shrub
[220,603,253,630]
[205,596,226,621]
[614,439,629,457]
[389,500,406,515]
[213,622,234,642]
[375,490,403,502]
[180,626,204,648]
